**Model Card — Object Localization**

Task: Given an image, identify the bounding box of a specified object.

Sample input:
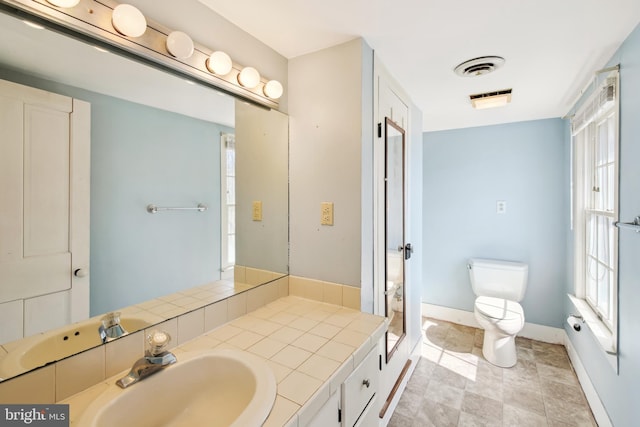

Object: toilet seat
[474,296,523,321]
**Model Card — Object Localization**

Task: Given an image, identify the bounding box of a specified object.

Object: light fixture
[45,0,80,7]
[237,67,260,89]
[470,89,512,109]
[111,4,147,38]
[206,51,233,75]
[166,31,194,59]
[23,20,45,30]
[263,80,283,99]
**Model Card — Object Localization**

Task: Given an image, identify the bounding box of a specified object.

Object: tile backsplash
[288,276,361,310]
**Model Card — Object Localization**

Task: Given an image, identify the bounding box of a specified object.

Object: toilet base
[482,329,517,368]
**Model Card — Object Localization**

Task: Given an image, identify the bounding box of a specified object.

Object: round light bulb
[206,51,233,75]
[45,0,80,7]
[238,67,261,89]
[166,31,194,59]
[263,80,283,99]
[111,4,147,38]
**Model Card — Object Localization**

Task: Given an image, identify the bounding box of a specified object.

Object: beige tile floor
[389,318,597,427]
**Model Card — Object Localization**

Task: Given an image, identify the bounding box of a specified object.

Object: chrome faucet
[99,312,128,343]
[116,330,176,389]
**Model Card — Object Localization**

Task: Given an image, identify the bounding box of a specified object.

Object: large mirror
[0,8,288,380]
[384,118,407,362]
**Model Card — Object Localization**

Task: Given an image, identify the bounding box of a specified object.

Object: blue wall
[0,68,232,315]
[564,23,640,426]
[422,118,566,327]
[89,96,230,314]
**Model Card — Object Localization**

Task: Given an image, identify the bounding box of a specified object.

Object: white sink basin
[77,349,277,427]
[0,314,157,379]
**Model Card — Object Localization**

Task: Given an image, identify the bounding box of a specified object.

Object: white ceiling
[197,0,640,131]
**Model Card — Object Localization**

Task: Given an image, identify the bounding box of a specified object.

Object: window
[221,133,236,277]
[571,71,619,353]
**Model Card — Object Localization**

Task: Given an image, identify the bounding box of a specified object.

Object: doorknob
[74,268,88,278]
[404,243,413,260]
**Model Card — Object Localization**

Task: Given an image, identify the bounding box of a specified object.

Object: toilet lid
[475,296,523,321]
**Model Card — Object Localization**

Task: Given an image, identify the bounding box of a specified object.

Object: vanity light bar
[3,0,284,107]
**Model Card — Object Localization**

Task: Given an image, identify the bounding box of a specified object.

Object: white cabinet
[307,389,341,427]
[354,398,379,427]
[306,344,382,427]
[341,347,379,427]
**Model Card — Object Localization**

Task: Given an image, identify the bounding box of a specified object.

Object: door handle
[74,268,89,278]
[404,243,413,260]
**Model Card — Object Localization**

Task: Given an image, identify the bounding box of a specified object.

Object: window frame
[220,132,236,279]
[571,70,619,358]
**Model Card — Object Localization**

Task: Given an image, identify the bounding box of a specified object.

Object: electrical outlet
[496,200,507,214]
[321,202,333,225]
[252,201,262,221]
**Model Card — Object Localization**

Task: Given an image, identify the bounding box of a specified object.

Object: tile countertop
[64,296,388,426]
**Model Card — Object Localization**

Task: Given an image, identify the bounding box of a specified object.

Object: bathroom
[0,0,639,426]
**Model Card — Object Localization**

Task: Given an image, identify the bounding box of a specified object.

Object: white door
[374,65,412,425]
[0,79,90,342]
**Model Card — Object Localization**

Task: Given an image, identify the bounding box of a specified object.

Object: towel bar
[146,203,207,214]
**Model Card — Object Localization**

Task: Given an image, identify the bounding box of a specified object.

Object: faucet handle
[101,312,122,329]
[146,330,172,356]
[99,312,128,343]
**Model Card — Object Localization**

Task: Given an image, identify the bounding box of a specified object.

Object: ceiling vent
[454,56,505,77]
[469,89,512,109]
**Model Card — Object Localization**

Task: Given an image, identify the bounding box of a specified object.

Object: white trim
[421,303,565,344]
[422,303,478,328]
[571,70,619,354]
[69,98,91,323]
[567,294,617,359]
[564,332,613,427]
[373,58,412,319]
[220,132,235,272]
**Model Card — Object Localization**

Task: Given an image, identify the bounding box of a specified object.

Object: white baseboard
[564,333,612,427]
[421,303,564,344]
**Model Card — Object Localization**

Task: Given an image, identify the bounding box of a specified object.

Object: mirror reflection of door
[0,79,90,343]
[384,117,407,362]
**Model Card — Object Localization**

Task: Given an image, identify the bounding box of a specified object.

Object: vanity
[62,292,387,426]
[0,1,414,425]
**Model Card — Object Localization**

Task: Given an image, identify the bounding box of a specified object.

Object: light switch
[496,200,507,214]
[252,201,262,221]
[321,202,333,226]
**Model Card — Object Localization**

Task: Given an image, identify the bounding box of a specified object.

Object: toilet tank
[468,258,528,301]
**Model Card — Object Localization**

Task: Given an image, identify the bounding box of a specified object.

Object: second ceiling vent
[454,56,505,77]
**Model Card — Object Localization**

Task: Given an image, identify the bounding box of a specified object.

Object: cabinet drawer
[354,396,378,427]
[341,347,378,427]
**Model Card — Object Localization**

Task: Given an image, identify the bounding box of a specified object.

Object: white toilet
[468,258,528,368]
